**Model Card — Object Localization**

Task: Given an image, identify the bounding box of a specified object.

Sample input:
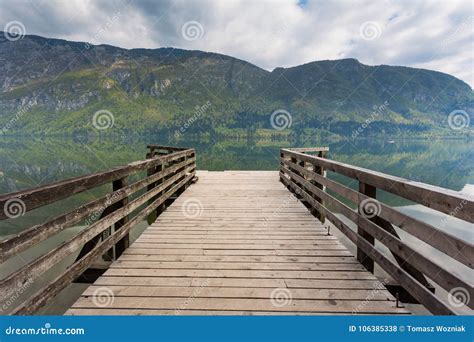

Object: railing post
[101,176,130,260]
[146,147,164,225]
[372,215,433,291]
[74,177,127,264]
[357,182,376,273]
[288,155,302,198]
[298,159,311,206]
[279,150,285,183]
[191,150,196,172]
[113,176,129,258]
[101,224,114,261]
[176,153,188,196]
[310,150,327,223]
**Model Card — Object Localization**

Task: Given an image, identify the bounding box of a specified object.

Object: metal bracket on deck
[74,261,112,283]
[386,282,436,304]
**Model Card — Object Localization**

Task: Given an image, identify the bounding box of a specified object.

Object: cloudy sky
[1,0,473,87]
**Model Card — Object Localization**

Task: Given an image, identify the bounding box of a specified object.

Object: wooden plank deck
[67,171,409,315]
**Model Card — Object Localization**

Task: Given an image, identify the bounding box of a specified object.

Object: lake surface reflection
[0,136,472,314]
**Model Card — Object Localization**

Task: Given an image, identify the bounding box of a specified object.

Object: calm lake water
[0,136,473,314]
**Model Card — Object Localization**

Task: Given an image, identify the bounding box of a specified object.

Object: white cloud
[1,0,472,86]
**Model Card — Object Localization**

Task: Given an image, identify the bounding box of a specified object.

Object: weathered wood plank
[117,255,359,263]
[92,276,386,289]
[102,268,375,280]
[136,238,339,243]
[131,242,345,248]
[80,285,393,300]
[109,261,366,271]
[70,297,408,314]
[66,309,351,315]
[124,248,353,256]
[139,234,334,239]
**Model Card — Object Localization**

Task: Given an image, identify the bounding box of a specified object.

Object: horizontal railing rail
[0,146,196,314]
[280,147,473,315]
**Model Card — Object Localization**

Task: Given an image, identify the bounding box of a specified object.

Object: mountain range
[0,33,472,138]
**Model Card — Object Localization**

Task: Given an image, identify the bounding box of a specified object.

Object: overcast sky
[1,0,473,87]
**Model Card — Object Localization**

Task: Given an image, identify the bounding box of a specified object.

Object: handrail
[280,147,473,315]
[146,144,189,151]
[282,148,473,222]
[287,147,330,153]
[0,149,193,221]
[0,146,196,314]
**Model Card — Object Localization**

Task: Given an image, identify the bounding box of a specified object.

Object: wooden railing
[280,147,473,315]
[0,145,196,314]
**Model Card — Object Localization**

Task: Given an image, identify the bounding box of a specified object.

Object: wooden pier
[0,146,472,315]
[67,171,407,315]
